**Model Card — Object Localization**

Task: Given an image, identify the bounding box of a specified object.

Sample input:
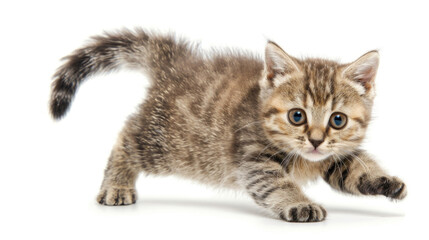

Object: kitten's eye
[288,108,307,126]
[330,112,347,129]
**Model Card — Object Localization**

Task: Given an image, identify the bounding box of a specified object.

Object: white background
[1,0,428,239]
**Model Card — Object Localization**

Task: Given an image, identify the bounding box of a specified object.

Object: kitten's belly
[163,141,241,188]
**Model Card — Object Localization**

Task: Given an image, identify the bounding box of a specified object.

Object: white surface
[1,0,428,239]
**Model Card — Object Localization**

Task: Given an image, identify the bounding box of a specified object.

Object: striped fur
[50,29,406,222]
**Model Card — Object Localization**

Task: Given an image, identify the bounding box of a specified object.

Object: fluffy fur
[50,29,406,222]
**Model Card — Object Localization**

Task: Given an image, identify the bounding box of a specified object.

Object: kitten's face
[260,42,378,162]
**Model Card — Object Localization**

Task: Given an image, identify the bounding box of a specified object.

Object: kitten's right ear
[264,41,302,87]
[341,50,379,99]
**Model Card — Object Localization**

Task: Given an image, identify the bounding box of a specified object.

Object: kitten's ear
[342,50,379,97]
[264,41,301,86]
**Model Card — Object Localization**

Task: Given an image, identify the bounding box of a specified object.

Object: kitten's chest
[284,158,322,185]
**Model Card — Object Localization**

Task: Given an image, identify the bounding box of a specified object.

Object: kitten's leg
[240,159,327,222]
[322,150,407,200]
[96,136,140,206]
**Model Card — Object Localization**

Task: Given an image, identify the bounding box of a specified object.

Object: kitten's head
[260,41,379,161]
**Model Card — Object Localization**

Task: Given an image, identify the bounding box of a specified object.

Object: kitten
[50,29,406,222]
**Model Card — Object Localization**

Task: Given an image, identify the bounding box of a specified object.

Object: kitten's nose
[309,139,323,149]
[307,128,325,149]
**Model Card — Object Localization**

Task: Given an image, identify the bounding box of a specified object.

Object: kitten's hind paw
[279,202,327,222]
[97,187,137,206]
[357,174,407,200]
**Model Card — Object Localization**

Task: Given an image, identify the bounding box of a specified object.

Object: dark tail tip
[50,95,71,120]
[50,53,89,120]
[49,74,77,120]
[50,85,74,120]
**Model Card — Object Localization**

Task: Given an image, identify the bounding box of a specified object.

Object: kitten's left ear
[342,50,379,98]
[264,41,302,87]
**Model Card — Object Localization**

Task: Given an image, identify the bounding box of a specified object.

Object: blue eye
[294,111,302,122]
[288,109,306,126]
[334,115,342,125]
[330,112,347,129]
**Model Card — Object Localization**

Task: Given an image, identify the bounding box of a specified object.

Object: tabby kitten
[50,29,406,222]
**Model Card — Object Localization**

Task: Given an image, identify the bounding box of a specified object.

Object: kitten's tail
[50,28,196,119]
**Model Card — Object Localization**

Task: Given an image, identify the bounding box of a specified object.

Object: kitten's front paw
[357,174,407,200]
[97,187,137,206]
[280,202,327,222]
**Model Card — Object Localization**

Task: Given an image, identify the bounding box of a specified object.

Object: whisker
[349,151,369,173]
[254,142,275,162]
[234,120,264,133]
[280,150,294,167]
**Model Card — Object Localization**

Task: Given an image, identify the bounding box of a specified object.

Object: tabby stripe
[324,153,356,184]
[245,158,266,163]
[250,186,282,203]
[140,160,148,170]
[260,153,285,164]
[267,130,283,136]
[259,186,281,200]
[339,157,354,190]
[256,184,269,193]
[324,162,337,182]
[247,169,281,178]
[263,108,280,118]
[331,96,338,111]
[246,172,280,190]
[248,169,265,176]
[329,70,336,95]
[352,117,367,128]
[307,87,317,104]
[284,162,293,174]
[303,124,309,133]
[246,176,270,190]
[339,169,349,191]
[246,173,267,187]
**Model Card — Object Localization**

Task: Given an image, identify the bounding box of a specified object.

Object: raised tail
[50,28,197,119]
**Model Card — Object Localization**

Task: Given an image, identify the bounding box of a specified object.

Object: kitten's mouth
[310,149,322,154]
[301,149,330,162]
